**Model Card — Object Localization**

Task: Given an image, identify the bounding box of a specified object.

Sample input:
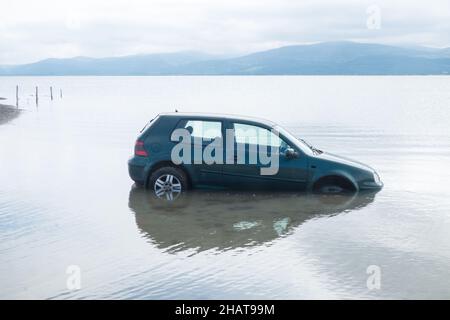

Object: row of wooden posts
[15,85,63,107]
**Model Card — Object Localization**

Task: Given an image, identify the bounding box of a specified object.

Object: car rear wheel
[149,167,188,201]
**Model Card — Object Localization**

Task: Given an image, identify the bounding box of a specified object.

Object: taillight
[135,140,148,157]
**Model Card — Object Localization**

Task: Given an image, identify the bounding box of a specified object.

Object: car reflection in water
[128,187,378,254]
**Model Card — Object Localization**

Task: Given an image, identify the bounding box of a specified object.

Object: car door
[222,122,309,190]
[172,119,225,188]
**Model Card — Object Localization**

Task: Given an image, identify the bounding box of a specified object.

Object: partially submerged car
[128,113,383,199]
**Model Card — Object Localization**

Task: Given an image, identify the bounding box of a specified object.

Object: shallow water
[1,76,450,299]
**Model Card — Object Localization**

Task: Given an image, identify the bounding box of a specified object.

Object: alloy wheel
[154,174,182,201]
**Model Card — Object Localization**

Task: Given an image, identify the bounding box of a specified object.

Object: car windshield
[274,125,322,155]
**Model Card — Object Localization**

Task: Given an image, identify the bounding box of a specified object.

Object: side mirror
[285,148,299,159]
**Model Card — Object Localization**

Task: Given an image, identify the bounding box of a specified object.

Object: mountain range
[1,41,450,75]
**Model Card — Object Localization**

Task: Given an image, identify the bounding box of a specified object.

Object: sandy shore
[0,102,21,125]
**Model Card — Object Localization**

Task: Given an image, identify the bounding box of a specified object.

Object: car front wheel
[318,184,346,194]
[313,176,356,195]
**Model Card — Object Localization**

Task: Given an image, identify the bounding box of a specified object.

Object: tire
[148,167,188,201]
[134,181,145,188]
[318,184,346,194]
[313,176,356,195]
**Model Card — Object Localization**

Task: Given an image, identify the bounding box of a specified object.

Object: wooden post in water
[50,86,53,100]
[35,86,39,106]
[16,85,19,108]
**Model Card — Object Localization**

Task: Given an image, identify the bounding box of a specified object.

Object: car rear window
[177,120,222,141]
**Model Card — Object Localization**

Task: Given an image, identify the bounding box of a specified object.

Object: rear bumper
[128,157,148,185]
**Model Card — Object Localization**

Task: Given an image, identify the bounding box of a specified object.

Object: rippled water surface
[1,76,450,299]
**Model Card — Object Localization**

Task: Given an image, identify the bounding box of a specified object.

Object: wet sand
[0,102,21,125]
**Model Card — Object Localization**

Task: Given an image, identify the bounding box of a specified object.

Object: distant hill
[1,42,450,75]
[0,51,218,76]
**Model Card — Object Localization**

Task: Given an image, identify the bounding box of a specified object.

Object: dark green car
[128,113,383,199]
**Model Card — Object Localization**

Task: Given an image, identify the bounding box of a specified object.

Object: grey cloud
[1,0,449,64]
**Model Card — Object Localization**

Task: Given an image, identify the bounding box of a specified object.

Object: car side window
[182,120,222,141]
[233,123,289,150]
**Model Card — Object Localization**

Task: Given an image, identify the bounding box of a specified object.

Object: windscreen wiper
[299,138,323,155]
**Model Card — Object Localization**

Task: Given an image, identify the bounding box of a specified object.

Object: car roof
[158,112,277,127]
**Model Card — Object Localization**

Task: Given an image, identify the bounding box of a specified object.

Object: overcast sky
[1,0,449,64]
